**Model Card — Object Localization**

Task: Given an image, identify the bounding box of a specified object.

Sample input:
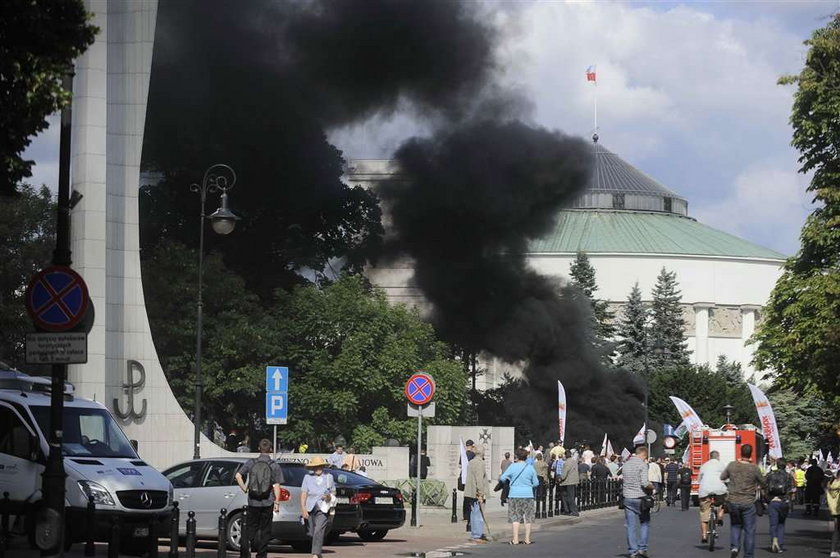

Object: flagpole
[594,79,598,134]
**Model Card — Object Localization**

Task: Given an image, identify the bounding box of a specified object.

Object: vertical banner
[557,380,567,443]
[668,396,705,431]
[607,440,615,458]
[600,432,608,456]
[633,423,646,445]
[747,384,782,459]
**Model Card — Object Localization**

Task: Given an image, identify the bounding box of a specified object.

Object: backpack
[679,468,692,486]
[767,470,787,498]
[248,459,273,500]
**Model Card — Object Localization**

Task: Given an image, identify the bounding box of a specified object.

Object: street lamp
[190,164,240,459]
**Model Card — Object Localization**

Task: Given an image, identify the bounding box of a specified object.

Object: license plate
[133,527,149,538]
[336,497,350,504]
[374,497,392,505]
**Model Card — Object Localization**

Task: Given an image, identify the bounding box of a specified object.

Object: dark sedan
[329,468,406,541]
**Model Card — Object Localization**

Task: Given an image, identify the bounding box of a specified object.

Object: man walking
[465,445,489,543]
[721,444,764,558]
[677,459,693,511]
[664,458,680,506]
[623,445,653,558]
[559,449,580,517]
[765,457,793,553]
[235,439,285,558]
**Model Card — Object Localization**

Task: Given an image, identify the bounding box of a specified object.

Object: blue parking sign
[266,366,289,425]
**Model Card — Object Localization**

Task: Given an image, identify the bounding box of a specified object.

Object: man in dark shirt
[804,459,825,516]
[677,459,693,511]
[721,444,764,558]
[235,439,285,558]
[664,458,680,506]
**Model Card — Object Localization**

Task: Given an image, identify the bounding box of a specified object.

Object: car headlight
[78,480,115,506]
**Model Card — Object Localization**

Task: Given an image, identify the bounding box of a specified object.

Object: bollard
[217,508,227,558]
[148,514,159,558]
[84,493,96,557]
[410,490,417,527]
[185,511,196,558]
[169,501,180,558]
[535,484,541,518]
[238,507,249,558]
[547,483,554,517]
[541,484,548,519]
[107,516,120,558]
[450,489,457,524]
[0,491,8,558]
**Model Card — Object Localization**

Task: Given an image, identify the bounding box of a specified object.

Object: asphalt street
[432,505,837,558]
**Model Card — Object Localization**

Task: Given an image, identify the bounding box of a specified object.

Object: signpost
[405,372,436,528]
[25,332,87,364]
[266,366,289,459]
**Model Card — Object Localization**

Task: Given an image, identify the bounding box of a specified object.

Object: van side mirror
[30,435,44,462]
[130,439,139,452]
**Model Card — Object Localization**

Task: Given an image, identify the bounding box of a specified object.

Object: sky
[24,0,839,256]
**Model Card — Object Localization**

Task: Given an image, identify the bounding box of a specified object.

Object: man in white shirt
[698,450,729,544]
[581,444,595,466]
[327,444,345,468]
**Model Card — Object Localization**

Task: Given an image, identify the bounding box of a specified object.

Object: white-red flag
[669,396,704,431]
[747,384,782,459]
[607,440,615,458]
[621,447,631,461]
[557,381,567,444]
[633,423,646,446]
[586,65,597,82]
[459,438,469,486]
[600,433,608,456]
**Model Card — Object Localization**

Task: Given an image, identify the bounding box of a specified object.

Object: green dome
[530,210,786,261]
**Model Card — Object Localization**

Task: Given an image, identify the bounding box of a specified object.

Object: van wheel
[226,511,243,551]
[358,529,388,541]
[289,539,312,553]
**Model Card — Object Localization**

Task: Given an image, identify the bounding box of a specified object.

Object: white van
[0,369,173,554]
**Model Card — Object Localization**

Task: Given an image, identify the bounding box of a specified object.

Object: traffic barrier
[107,516,120,558]
[169,501,180,558]
[217,508,228,558]
[450,489,457,523]
[185,511,196,558]
[84,494,95,557]
[148,514,159,558]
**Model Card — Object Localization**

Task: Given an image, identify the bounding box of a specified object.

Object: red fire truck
[687,423,766,501]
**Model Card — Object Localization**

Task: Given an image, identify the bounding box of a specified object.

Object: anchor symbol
[114,360,147,421]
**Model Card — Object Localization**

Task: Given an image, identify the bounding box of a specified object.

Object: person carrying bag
[499,447,539,545]
[299,457,336,558]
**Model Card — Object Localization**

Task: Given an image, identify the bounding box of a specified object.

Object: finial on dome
[592,133,599,144]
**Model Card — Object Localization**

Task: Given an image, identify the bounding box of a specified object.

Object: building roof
[529,210,786,261]
[590,143,683,198]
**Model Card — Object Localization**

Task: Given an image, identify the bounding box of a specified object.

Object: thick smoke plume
[383,122,644,444]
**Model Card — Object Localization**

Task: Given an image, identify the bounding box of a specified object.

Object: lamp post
[190,164,240,459]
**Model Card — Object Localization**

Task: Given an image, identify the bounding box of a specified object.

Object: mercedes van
[0,369,172,553]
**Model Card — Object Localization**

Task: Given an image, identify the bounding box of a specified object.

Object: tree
[768,388,834,460]
[569,252,616,357]
[615,283,648,373]
[0,185,55,366]
[0,0,97,195]
[649,267,690,365]
[754,15,840,410]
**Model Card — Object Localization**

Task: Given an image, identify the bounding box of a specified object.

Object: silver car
[162,458,361,552]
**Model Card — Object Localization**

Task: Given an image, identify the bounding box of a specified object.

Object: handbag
[755,497,766,517]
[495,463,528,493]
[640,495,655,511]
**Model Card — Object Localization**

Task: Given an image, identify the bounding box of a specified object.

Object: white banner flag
[828,451,835,464]
[747,384,782,459]
[557,381,567,444]
[633,423,646,445]
[459,438,469,486]
[607,440,615,458]
[600,433,608,456]
[621,447,631,461]
[669,396,704,431]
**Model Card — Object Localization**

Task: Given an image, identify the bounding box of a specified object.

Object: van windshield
[30,406,138,458]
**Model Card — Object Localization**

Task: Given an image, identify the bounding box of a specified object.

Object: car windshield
[30,405,138,458]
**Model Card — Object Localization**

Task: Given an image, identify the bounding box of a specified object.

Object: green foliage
[141,244,467,450]
[756,15,840,410]
[646,357,754,429]
[649,267,690,365]
[615,283,648,373]
[0,0,97,195]
[769,388,834,460]
[568,252,616,358]
[0,185,55,366]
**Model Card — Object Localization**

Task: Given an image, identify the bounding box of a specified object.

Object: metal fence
[534,478,624,518]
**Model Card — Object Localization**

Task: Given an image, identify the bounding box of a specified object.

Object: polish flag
[586,65,597,82]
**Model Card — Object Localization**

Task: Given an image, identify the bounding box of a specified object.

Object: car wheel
[289,539,312,553]
[357,529,388,541]
[226,511,243,551]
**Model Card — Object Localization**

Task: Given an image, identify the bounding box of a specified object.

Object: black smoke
[382,121,645,445]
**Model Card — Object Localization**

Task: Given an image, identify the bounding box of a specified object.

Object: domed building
[350,140,785,388]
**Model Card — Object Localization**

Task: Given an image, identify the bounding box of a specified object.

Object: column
[693,303,714,367]
[740,306,761,374]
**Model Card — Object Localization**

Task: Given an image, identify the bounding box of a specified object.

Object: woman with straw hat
[300,456,336,558]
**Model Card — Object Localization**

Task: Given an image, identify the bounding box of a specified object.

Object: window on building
[612,193,625,210]
[664,197,672,212]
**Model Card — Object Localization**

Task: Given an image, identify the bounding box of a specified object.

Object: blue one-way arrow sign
[266,366,289,425]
